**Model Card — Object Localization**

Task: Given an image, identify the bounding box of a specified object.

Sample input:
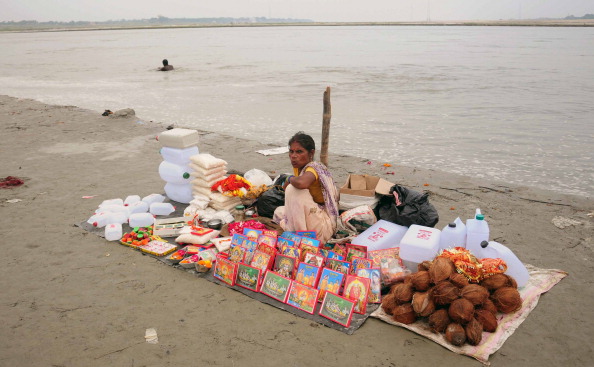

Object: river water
[0,26,592,197]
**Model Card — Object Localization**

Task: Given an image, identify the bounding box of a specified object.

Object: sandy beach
[0,94,592,366]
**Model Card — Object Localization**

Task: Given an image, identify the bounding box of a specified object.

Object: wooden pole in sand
[321,87,331,167]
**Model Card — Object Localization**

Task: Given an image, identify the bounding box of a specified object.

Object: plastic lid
[475,214,485,220]
[235,205,245,210]
[480,240,489,248]
[183,172,190,179]
[448,223,456,228]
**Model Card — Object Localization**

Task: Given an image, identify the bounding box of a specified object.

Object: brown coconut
[491,287,522,314]
[428,309,451,333]
[418,260,433,272]
[392,303,417,324]
[390,282,414,304]
[445,323,466,346]
[448,298,475,324]
[429,257,456,283]
[403,274,414,284]
[460,284,490,306]
[381,293,398,315]
[480,273,509,292]
[410,271,432,291]
[412,292,436,317]
[479,298,498,316]
[450,272,470,288]
[465,318,483,346]
[430,281,460,306]
[475,309,498,332]
[505,274,518,289]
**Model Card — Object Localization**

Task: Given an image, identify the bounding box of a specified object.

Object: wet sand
[0,94,592,366]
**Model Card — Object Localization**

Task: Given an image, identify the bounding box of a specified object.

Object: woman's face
[289,141,312,169]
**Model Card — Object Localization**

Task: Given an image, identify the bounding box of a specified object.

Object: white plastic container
[129,213,155,228]
[150,202,176,216]
[164,182,194,204]
[99,198,124,207]
[109,211,129,225]
[124,195,141,206]
[160,146,199,166]
[480,241,530,288]
[128,201,149,214]
[158,161,193,184]
[105,223,123,241]
[399,224,441,272]
[439,218,467,251]
[157,128,200,149]
[466,209,490,258]
[142,193,166,206]
[96,204,128,216]
[87,212,112,228]
[351,220,408,251]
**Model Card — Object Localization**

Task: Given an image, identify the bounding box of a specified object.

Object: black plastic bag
[374,184,439,228]
[255,174,288,218]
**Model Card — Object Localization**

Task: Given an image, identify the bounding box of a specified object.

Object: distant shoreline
[2,19,594,33]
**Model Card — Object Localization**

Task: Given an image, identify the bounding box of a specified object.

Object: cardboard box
[339,174,394,211]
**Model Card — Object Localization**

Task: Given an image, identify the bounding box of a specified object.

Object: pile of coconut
[381,257,522,347]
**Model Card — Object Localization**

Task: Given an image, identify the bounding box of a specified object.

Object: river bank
[0,94,592,366]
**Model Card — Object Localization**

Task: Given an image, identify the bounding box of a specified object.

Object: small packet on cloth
[175,225,220,245]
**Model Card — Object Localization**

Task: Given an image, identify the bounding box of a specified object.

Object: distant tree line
[565,14,594,20]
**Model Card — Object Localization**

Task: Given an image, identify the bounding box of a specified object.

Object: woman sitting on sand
[273,132,339,244]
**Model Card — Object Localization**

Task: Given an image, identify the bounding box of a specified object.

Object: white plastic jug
[480,241,530,288]
[160,146,199,166]
[129,213,155,228]
[466,209,489,258]
[158,161,193,184]
[109,211,129,225]
[351,220,409,251]
[128,201,149,214]
[87,212,112,228]
[142,193,166,206]
[99,198,124,207]
[124,195,141,206]
[105,223,123,241]
[150,202,176,216]
[399,225,441,272]
[164,182,193,204]
[439,218,467,251]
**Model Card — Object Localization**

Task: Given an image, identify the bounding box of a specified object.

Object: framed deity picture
[299,243,319,262]
[228,244,246,263]
[231,233,249,247]
[257,234,277,248]
[281,246,300,259]
[317,268,345,302]
[343,275,371,314]
[303,252,324,267]
[299,236,320,248]
[243,227,263,242]
[356,268,382,303]
[242,247,255,264]
[319,292,355,327]
[286,282,319,314]
[324,258,351,275]
[351,256,373,275]
[256,242,277,258]
[249,250,274,273]
[213,255,238,286]
[198,248,217,262]
[368,248,400,268]
[326,251,345,261]
[262,229,278,238]
[346,243,368,262]
[273,254,297,279]
[296,231,317,239]
[277,237,296,249]
[294,262,321,288]
[260,270,292,303]
[235,263,262,291]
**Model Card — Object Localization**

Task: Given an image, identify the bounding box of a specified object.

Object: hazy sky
[1,0,592,22]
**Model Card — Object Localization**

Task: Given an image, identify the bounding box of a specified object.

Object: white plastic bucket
[129,213,155,228]
[105,223,123,241]
[351,219,408,251]
[150,202,176,216]
[158,161,193,184]
[160,146,199,166]
[164,182,193,204]
[399,225,441,272]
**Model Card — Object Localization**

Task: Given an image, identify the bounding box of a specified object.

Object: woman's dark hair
[162,59,169,66]
[288,131,315,152]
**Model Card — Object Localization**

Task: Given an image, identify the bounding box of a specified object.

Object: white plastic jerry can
[480,241,530,288]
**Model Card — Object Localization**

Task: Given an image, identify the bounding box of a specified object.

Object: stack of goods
[157,128,200,204]
[188,153,228,200]
[381,248,523,347]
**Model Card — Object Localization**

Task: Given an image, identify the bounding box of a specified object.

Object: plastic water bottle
[105,223,123,241]
[124,195,141,206]
[466,209,490,257]
[439,219,466,251]
[150,202,175,216]
[129,213,155,228]
[480,241,530,288]
[158,161,193,184]
[142,193,166,206]
[160,146,199,166]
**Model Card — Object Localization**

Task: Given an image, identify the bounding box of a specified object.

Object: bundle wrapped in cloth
[189,153,228,198]
[209,192,241,211]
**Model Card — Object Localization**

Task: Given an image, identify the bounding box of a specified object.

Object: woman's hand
[285,171,316,190]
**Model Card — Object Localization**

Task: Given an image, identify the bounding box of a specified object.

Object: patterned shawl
[302,161,339,222]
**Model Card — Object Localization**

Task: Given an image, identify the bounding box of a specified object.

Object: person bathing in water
[159,59,174,71]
